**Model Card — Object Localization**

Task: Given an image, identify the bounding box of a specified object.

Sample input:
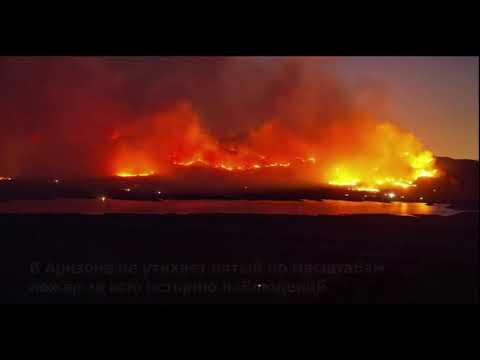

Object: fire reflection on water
[0,199,461,216]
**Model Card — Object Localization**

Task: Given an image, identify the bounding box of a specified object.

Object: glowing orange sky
[332,57,478,160]
[0,57,477,181]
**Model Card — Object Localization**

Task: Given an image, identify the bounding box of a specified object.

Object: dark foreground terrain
[0,212,477,304]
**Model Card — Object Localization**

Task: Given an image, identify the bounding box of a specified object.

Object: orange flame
[112,103,438,190]
[116,171,156,178]
[326,124,437,191]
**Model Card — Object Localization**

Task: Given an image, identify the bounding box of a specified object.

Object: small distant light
[387,192,396,199]
[100,196,107,202]
[345,194,349,197]
[123,188,131,192]
[157,191,162,195]
[401,195,405,199]
[419,197,424,201]
[53,179,60,184]
[256,283,263,289]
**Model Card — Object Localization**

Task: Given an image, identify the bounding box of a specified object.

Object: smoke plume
[0,57,435,188]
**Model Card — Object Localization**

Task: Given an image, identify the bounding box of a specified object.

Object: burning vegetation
[0,57,439,192]
[111,102,438,193]
[325,123,437,192]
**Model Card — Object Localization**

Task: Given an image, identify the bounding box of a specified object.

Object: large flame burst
[326,124,437,192]
[112,103,437,191]
[326,151,437,192]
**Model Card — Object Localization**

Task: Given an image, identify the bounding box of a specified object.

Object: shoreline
[0,198,466,217]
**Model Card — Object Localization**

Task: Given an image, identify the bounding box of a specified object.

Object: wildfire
[114,145,437,193]
[355,187,380,193]
[173,159,294,172]
[116,171,156,178]
[327,149,437,192]
[324,123,438,192]
[114,147,437,195]
[111,104,438,191]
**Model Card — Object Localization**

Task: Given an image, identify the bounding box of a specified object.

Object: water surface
[0,199,462,216]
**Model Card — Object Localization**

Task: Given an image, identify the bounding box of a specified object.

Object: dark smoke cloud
[0,56,379,178]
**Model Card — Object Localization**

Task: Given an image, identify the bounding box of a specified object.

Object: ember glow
[112,104,438,192]
[116,171,156,178]
[173,158,294,172]
[326,124,438,192]
[0,177,13,181]
[327,151,437,192]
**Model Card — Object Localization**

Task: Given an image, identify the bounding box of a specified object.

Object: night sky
[333,57,478,160]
